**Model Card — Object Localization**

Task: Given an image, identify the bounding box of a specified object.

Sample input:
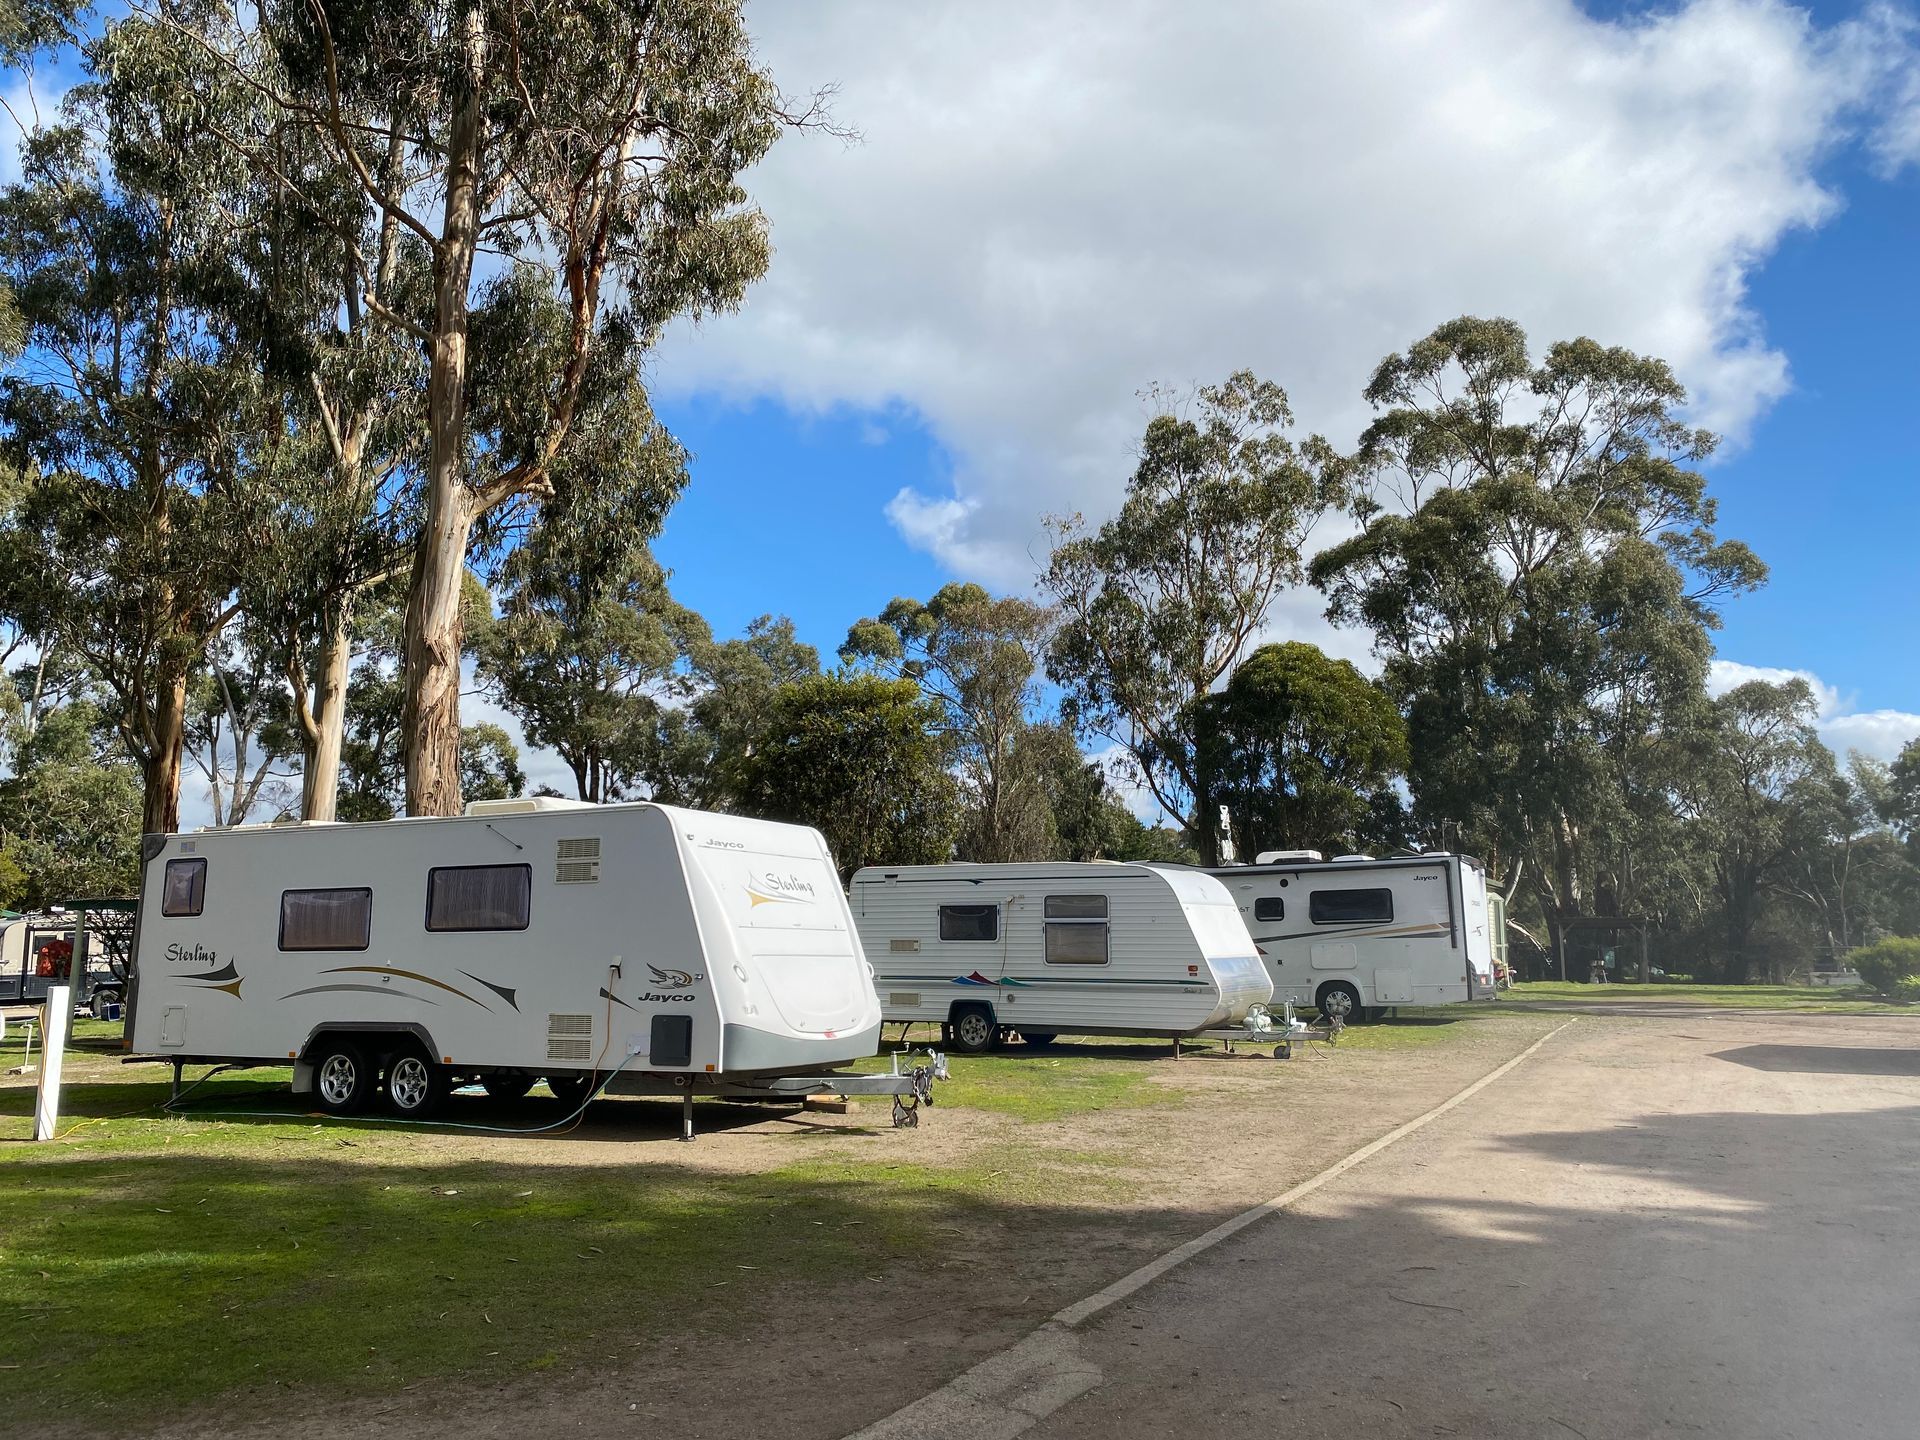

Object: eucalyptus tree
[1043,371,1344,859]
[1313,317,1765,969]
[737,673,959,879]
[152,0,816,815]
[843,583,1058,862]
[1195,641,1408,858]
[0,57,272,833]
[1681,679,1835,980]
[648,614,820,811]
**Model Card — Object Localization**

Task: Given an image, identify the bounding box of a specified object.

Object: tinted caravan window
[1308,888,1393,925]
[161,858,207,917]
[1044,894,1109,965]
[939,904,998,941]
[1253,896,1284,922]
[279,889,373,951]
[426,864,533,932]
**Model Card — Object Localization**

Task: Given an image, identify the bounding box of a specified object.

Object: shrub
[1847,937,1920,997]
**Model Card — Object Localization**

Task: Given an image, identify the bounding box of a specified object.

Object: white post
[32,985,71,1141]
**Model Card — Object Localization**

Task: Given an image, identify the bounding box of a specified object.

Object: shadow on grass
[0,1073,896,1145]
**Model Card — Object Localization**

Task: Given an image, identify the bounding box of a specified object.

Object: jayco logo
[165,942,220,967]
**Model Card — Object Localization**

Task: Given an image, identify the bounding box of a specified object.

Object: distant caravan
[125,799,940,1136]
[851,861,1272,1052]
[1207,851,1500,1021]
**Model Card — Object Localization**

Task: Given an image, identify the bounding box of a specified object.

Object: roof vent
[1255,849,1325,865]
[465,797,596,817]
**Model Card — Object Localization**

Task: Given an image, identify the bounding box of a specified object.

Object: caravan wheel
[313,1041,373,1116]
[948,1006,999,1054]
[385,1049,449,1120]
[546,1074,595,1110]
[1316,982,1362,1024]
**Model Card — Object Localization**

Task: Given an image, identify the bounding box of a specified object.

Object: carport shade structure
[1559,915,1654,984]
[52,897,138,1018]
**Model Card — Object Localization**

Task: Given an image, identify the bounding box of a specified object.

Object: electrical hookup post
[31,983,71,1141]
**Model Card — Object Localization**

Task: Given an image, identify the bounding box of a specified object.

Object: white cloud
[1707,659,1920,760]
[658,0,1914,588]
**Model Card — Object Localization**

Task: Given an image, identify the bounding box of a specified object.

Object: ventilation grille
[889,937,920,953]
[889,993,921,1009]
[556,836,602,885]
[546,1012,594,1062]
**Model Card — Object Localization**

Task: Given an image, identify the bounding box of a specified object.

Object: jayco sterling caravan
[851,861,1271,1051]
[126,799,939,1135]
[1207,852,1499,1021]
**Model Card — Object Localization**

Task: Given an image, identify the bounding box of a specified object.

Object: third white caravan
[1207,853,1498,1020]
[852,861,1271,1052]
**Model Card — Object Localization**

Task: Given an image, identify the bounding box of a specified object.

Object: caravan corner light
[1254,849,1324,865]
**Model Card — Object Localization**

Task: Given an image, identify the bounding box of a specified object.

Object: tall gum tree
[1312,316,1766,971]
[0,57,266,834]
[1042,371,1343,860]
[161,0,821,813]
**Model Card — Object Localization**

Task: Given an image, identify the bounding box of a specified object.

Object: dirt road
[857,1009,1920,1439]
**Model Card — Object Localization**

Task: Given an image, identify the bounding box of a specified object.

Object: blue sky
[642,0,1920,768]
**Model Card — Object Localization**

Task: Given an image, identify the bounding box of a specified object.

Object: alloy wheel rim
[390,1058,428,1110]
[319,1055,356,1104]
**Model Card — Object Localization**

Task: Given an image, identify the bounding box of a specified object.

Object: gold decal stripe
[324,966,487,1007]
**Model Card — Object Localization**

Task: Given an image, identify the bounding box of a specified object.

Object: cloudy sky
[620,0,1920,789]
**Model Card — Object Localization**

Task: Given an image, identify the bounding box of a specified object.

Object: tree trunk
[142,668,188,835]
[302,604,354,822]
[401,1,486,817]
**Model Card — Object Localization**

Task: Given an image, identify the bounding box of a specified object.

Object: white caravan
[1207,852,1499,1020]
[851,862,1271,1052]
[125,798,933,1133]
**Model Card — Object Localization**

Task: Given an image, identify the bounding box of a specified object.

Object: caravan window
[939,905,998,942]
[426,865,533,932]
[1044,894,1109,965]
[1253,896,1284,922]
[1309,887,1393,925]
[161,858,207,917]
[279,889,373,952]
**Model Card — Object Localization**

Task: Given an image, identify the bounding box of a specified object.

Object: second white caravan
[1207,852,1499,1020]
[852,862,1271,1052]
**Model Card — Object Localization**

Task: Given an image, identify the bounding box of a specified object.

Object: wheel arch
[298,1021,439,1068]
[945,997,999,1028]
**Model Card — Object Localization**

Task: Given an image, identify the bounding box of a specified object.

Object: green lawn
[863,1031,1184,1122]
[0,1031,1171,1427]
[1501,980,1905,1012]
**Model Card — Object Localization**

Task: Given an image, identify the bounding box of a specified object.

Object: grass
[0,1023,1188,1427]
[1500,981,1909,1012]
[863,1034,1182,1123]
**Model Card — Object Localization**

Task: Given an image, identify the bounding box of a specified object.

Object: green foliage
[1848,937,1920,996]
[1044,371,1344,851]
[1313,317,1765,959]
[476,511,702,804]
[648,615,819,810]
[737,674,959,877]
[1198,641,1407,856]
[843,583,1057,862]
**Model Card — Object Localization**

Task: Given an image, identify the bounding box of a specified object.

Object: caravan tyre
[949,1007,998,1054]
[313,1041,373,1116]
[385,1048,449,1120]
[546,1074,596,1110]
[482,1073,536,1103]
[1316,982,1362,1025]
